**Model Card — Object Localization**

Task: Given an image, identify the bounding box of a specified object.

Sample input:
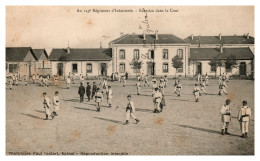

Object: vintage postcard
[5,6,254,155]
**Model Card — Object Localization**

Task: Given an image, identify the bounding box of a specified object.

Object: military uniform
[205,75,209,86]
[124,98,139,125]
[43,95,53,120]
[78,84,85,103]
[218,81,228,95]
[238,105,251,138]
[176,82,182,96]
[95,91,103,112]
[193,85,200,102]
[66,77,71,89]
[53,95,60,116]
[8,77,13,89]
[144,76,149,87]
[200,82,208,95]
[153,90,162,113]
[91,84,97,99]
[173,80,177,93]
[137,82,141,95]
[86,84,91,101]
[158,82,164,94]
[220,104,231,135]
[106,88,112,107]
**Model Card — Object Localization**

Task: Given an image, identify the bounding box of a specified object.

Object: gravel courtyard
[6,78,254,155]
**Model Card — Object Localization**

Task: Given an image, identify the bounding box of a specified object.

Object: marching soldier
[78,82,85,103]
[52,91,60,116]
[95,88,103,112]
[8,76,13,90]
[86,82,91,102]
[123,95,140,125]
[193,83,200,102]
[176,81,182,97]
[137,80,141,95]
[153,88,162,113]
[220,99,231,135]
[106,86,112,107]
[238,100,252,138]
[91,82,97,99]
[218,80,228,96]
[200,80,208,95]
[43,92,54,120]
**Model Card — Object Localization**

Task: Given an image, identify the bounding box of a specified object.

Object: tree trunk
[175,68,177,78]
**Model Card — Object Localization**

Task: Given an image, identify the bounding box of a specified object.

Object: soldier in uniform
[220,99,231,135]
[66,76,71,89]
[218,80,228,96]
[106,86,112,107]
[173,78,178,94]
[164,75,168,88]
[193,83,200,102]
[123,75,126,87]
[123,95,140,125]
[144,75,149,87]
[153,88,162,113]
[32,74,36,84]
[205,73,209,86]
[200,80,208,95]
[78,82,85,103]
[95,88,103,112]
[160,94,166,112]
[238,100,252,138]
[158,79,165,95]
[91,82,97,99]
[52,91,60,116]
[8,76,13,90]
[152,81,157,97]
[86,82,91,102]
[176,81,182,97]
[14,74,18,86]
[43,92,54,120]
[137,80,141,95]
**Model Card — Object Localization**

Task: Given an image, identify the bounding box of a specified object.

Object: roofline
[110,34,130,44]
[190,58,254,61]
[111,43,190,46]
[49,59,112,61]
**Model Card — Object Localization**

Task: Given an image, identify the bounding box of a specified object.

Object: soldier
[238,100,252,138]
[23,75,28,86]
[144,75,149,87]
[123,95,140,125]
[152,77,157,84]
[137,75,141,82]
[43,92,54,120]
[123,75,126,87]
[95,88,103,112]
[72,73,75,84]
[80,74,84,84]
[91,82,97,99]
[220,99,231,135]
[14,74,18,86]
[176,81,182,97]
[78,82,85,103]
[200,80,208,95]
[8,76,13,90]
[152,81,157,97]
[193,83,200,102]
[102,78,108,90]
[137,80,141,95]
[153,88,162,113]
[66,76,71,89]
[218,80,228,96]
[164,75,168,88]
[86,82,91,102]
[52,91,60,116]
[173,78,178,94]
[158,79,165,95]
[106,86,112,107]
[205,73,209,86]
[32,74,36,84]
[160,94,166,112]
[197,73,201,82]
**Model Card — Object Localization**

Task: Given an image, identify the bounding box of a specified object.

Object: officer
[86,82,91,102]
[91,82,97,99]
[78,82,85,103]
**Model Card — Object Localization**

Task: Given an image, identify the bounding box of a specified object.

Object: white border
[0,0,258,161]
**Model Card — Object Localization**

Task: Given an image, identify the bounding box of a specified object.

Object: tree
[130,59,143,76]
[172,55,183,78]
[224,54,238,70]
[208,56,224,78]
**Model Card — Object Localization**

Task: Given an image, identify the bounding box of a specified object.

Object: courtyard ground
[6,78,254,155]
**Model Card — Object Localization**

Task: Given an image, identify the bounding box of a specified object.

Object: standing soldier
[8,76,13,90]
[102,78,108,91]
[200,80,208,95]
[193,83,200,102]
[66,76,71,89]
[43,92,54,120]
[152,81,157,97]
[91,82,97,99]
[238,100,252,138]
[144,75,149,87]
[220,99,231,135]
[173,79,178,94]
[80,74,84,84]
[176,81,182,97]
[32,74,36,84]
[205,73,209,86]
[78,82,85,103]
[160,94,166,112]
[218,80,228,96]
[86,82,91,102]
[106,86,112,107]
[137,80,141,95]
[153,88,162,113]
[123,75,127,87]
[95,88,103,112]
[52,91,60,116]
[123,95,140,125]
[164,75,168,88]
[158,79,165,95]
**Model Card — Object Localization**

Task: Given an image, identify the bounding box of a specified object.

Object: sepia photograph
[5,6,254,155]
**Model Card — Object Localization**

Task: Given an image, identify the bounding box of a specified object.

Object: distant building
[6,47,37,77]
[184,33,254,77]
[49,47,112,77]
[109,32,189,77]
[32,49,49,68]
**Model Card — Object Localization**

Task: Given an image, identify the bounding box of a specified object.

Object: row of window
[119,63,183,73]
[119,49,184,60]
[72,63,93,73]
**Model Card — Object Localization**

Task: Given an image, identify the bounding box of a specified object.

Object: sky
[6,6,254,54]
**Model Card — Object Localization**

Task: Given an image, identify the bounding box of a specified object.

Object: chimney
[67,41,70,54]
[155,30,158,40]
[143,31,146,40]
[219,33,222,40]
[191,34,193,40]
[220,45,223,54]
[246,33,249,39]
[120,32,124,37]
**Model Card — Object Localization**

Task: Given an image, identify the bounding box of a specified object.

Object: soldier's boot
[241,133,245,138]
[123,120,129,125]
[51,115,55,120]
[153,109,157,113]
[53,111,58,116]
[221,129,225,135]
[135,119,140,124]
[245,132,248,138]
[225,128,230,135]
[44,115,48,120]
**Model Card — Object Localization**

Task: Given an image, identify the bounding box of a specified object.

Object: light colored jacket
[238,106,251,122]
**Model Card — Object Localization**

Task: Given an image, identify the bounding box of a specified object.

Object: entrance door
[147,62,155,75]
[101,63,107,76]
[197,62,202,74]
[239,62,246,75]
[57,63,63,76]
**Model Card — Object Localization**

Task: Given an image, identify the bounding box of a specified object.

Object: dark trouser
[86,92,91,101]
[80,94,84,103]
[91,92,95,99]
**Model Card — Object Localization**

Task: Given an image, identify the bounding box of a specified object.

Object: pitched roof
[111,34,188,44]
[185,35,254,45]
[190,47,254,60]
[32,49,48,60]
[6,47,37,62]
[49,48,112,61]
